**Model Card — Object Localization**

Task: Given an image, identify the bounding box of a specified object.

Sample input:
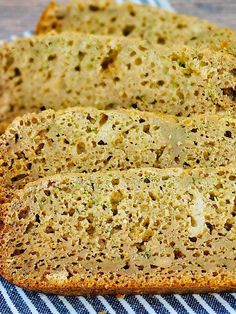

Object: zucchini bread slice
[36,0,236,53]
[0,167,235,295]
[0,33,235,132]
[1,107,236,202]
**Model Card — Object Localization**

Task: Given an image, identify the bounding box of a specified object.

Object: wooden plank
[170,0,236,29]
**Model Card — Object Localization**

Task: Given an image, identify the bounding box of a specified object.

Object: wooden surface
[172,0,236,29]
[0,0,235,39]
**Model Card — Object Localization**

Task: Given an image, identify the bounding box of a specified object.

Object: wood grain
[0,0,66,39]
[0,0,235,40]
[171,0,236,29]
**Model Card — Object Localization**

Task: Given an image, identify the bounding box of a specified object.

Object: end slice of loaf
[1,167,236,295]
[1,107,236,202]
[0,33,235,132]
[36,0,236,53]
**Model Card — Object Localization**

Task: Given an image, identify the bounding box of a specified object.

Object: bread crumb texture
[0,167,236,295]
[0,107,236,203]
[0,33,235,131]
[36,0,236,53]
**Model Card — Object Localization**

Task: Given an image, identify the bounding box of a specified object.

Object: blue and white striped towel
[1,0,236,313]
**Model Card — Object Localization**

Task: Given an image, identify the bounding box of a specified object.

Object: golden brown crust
[0,111,24,134]
[1,268,236,295]
[35,2,58,35]
[0,121,9,135]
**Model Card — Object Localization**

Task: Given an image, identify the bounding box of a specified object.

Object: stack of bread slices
[0,0,236,296]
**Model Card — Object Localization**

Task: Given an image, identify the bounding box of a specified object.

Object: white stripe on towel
[15,287,39,314]
[39,294,59,314]
[58,296,78,314]
[136,295,157,313]
[78,296,97,314]
[97,296,116,314]
[0,282,20,314]
[193,295,216,314]
[175,295,196,314]
[212,293,236,314]
[155,295,178,313]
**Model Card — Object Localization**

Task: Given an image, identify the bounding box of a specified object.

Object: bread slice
[36,0,236,53]
[1,107,236,203]
[1,167,235,295]
[0,33,235,133]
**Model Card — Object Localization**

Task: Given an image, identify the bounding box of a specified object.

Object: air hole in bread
[15,133,19,143]
[101,49,118,70]
[190,216,197,227]
[123,263,130,270]
[206,222,214,234]
[76,142,86,154]
[130,50,136,57]
[25,222,34,234]
[111,178,119,186]
[74,65,80,71]
[0,220,4,232]
[45,226,55,234]
[143,124,150,134]
[18,206,30,219]
[86,225,95,236]
[86,114,96,124]
[99,113,108,126]
[88,5,99,11]
[48,54,57,61]
[174,249,185,259]
[11,249,26,257]
[122,25,135,36]
[148,191,157,201]
[157,37,166,44]
[135,57,142,65]
[224,220,233,231]
[35,143,45,155]
[67,40,73,46]
[11,174,27,182]
[224,130,233,138]
[222,87,236,101]
[78,51,85,61]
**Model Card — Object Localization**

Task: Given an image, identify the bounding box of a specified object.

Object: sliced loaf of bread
[36,0,236,53]
[1,107,236,202]
[0,33,235,132]
[1,167,235,295]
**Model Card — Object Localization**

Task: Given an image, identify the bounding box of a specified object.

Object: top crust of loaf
[0,167,236,295]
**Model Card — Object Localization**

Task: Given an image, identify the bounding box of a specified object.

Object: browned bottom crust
[1,269,235,295]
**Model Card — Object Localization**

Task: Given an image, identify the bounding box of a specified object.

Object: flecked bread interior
[0,167,235,295]
[1,107,236,203]
[36,0,236,53]
[0,33,236,133]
